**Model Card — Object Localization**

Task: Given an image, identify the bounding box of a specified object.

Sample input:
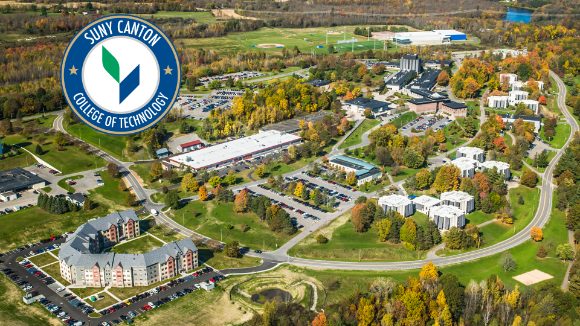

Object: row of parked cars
[199,71,266,85]
[39,298,84,326]
[34,163,59,175]
[202,99,228,112]
[257,183,328,214]
[211,89,245,100]
[98,267,221,325]
[299,172,357,198]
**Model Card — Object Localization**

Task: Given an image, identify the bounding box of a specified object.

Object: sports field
[178,26,390,56]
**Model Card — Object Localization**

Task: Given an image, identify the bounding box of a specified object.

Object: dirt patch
[513,269,553,286]
[212,8,259,20]
[90,193,130,213]
[257,43,285,49]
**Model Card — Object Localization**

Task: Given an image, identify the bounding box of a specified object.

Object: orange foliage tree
[530,226,543,241]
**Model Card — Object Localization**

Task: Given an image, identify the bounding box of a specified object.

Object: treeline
[352,25,408,36]
[36,193,90,214]
[245,262,579,326]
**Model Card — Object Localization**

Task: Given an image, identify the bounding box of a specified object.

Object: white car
[102,322,111,326]
[56,288,65,293]
[148,302,156,309]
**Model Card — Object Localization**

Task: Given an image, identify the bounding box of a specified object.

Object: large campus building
[58,210,198,288]
[169,131,301,171]
[328,155,382,186]
[0,168,46,201]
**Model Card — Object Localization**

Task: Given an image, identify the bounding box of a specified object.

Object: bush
[498,251,517,272]
[518,195,524,205]
[521,169,538,188]
[315,233,327,244]
[537,244,547,258]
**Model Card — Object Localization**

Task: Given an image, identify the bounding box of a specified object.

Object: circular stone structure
[256,43,285,49]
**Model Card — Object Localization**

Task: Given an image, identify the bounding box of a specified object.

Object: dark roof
[386,70,414,86]
[0,168,45,193]
[304,80,330,87]
[68,193,85,203]
[408,97,440,105]
[408,88,448,100]
[499,114,542,122]
[402,54,419,60]
[424,60,453,67]
[442,101,468,109]
[345,97,391,110]
[411,70,441,89]
[382,62,400,67]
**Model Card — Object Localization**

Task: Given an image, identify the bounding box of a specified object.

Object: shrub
[536,244,547,258]
[521,170,538,188]
[315,233,327,243]
[530,226,543,241]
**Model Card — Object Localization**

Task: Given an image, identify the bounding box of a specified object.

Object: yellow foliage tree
[530,226,543,241]
[198,185,208,201]
[294,182,304,197]
[420,262,438,282]
[356,297,375,326]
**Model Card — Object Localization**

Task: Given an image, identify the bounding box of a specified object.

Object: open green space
[88,172,135,211]
[0,205,108,253]
[288,210,429,262]
[387,166,421,183]
[456,117,481,131]
[22,115,57,129]
[142,221,187,243]
[136,11,218,24]
[387,111,418,129]
[503,132,513,146]
[41,187,52,193]
[178,26,392,56]
[2,134,106,174]
[540,123,571,149]
[70,287,105,300]
[0,276,62,326]
[199,249,262,270]
[57,175,84,193]
[465,210,495,226]
[338,119,380,149]
[170,200,295,250]
[90,293,119,311]
[130,163,181,190]
[110,235,165,255]
[41,261,70,286]
[29,252,58,267]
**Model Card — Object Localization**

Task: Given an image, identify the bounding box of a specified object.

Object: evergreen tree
[35,144,43,155]
[374,206,385,220]
[37,193,43,207]
[55,199,63,214]
[84,198,92,211]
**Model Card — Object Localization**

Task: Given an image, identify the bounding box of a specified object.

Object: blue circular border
[61,15,181,135]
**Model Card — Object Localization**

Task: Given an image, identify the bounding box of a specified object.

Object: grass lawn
[2,134,106,174]
[57,175,84,193]
[42,261,70,286]
[442,137,467,153]
[199,249,262,270]
[22,115,57,129]
[41,187,52,193]
[130,163,182,190]
[456,117,481,131]
[91,293,119,311]
[65,122,126,159]
[466,210,495,226]
[261,156,318,179]
[0,276,62,326]
[70,287,105,300]
[338,119,380,149]
[540,123,571,149]
[0,205,109,253]
[288,210,428,262]
[169,200,295,250]
[88,172,134,211]
[387,111,418,129]
[481,186,540,247]
[388,166,421,183]
[29,252,58,267]
[143,222,187,243]
[359,179,391,193]
[110,235,165,254]
[503,132,513,146]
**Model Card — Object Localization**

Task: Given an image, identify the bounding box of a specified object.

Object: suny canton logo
[61,15,181,135]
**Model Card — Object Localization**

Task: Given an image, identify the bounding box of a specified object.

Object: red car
[50,236,56,240]
[209,278,216,283]
[144,305,151,310]
[109,307,115,312]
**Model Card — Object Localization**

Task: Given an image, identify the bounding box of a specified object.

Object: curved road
[50,72,577,272]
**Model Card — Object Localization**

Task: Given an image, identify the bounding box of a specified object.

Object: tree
[437,71,450,86]
[521,169,538,188]
[83,198,92,211]
[415,169,432,190]
[107,161,120,178]
[199,185,208,201]
[400,217,417,246]
[433,166,460,193]
[530,226,543,241]
[536,244,547,258]
[463,117,476,137]
[124,193,137,206]
[179,121,190,134]
[568,204,580,230]
[150,162,163,179]
[473,173,491,194]
[164,189,181,209]
[498,251,517,272]
[186,77,198,92]
[518,195,524,205]
[225,169,236,185]
[255,167,265,178]
[346,171,357,186]
[208,176,222,188]
[54,131,67,146]
[438,273,465,318]
[352,204,370,232]
[311,312,328,326]
[420,261,438,282]
[403,148,424,169]
[557,243,574,261]
[315,233,327,244]
[376,218,392,241]
[35,144,43,155]
[223,240,240,258]
[294,182,304,197]
[118,182,127,192]
[356,297,375,326]
[234,191,249,212]
[182,173,199,192]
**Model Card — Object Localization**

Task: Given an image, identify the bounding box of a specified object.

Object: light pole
[367,27,370,41]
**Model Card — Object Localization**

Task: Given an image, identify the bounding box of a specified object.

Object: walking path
[563,229,574,290]
[104,287,123,302]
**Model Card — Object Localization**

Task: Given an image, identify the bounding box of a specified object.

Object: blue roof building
[328,155,382,186]
[155,148,169,158]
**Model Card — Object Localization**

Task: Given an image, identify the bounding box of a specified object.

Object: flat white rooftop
[395,31,444,40]
[440,191,474,202]
[430,205,464,217]
[451,157,478,171]
[433,30,465,35]
[378,195,412,207]
[412,195,441,207]
[480,160,510,171]
[170,131,301,170]
[457,147,484,156]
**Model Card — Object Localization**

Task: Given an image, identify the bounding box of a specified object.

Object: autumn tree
[415,168,432,190]
[530,226,543,241]
[433,166,460,193]
[311,312,328,326]
[255,167,265,178]
[124,193,137,207]
[521,169,538,188]
[403,148,425,169]
[150,162,163,179]
[376,218,392,241]
[198,185,208,201]
[352,203,370,232]
[473,173,491,194]
[107,161,120,178]
[182,173,199,192]
[420,261,438,282]
[234,191,249,212]
[346,171,357,186]
[400,217,417,249]
[437,71,449,86]
[294,182,304,197]
[315,233,327,244]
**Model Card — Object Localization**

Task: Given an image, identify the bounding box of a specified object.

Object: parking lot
[400,115,449,136]
[199,71,267,86]
[1,236,226,326]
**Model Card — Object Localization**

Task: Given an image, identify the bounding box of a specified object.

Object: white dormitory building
[500,73,544,91]
[487,96,509,109]
[479,161,511,180]
[378,195,414,217]
[439,191,475,213]
[428,205,466,232]
[450,157,479,178]
[412,195,441,215]
[457,147,484,163]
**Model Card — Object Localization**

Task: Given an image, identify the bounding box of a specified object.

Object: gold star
[69,65,78,75]
[164,65,173,75]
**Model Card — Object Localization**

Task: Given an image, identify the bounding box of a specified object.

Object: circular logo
[61,15,181,135]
